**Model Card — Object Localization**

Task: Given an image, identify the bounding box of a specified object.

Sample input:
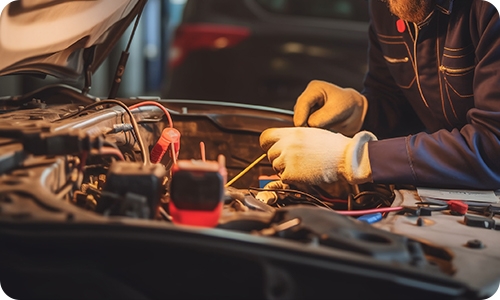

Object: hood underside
[0,0,145,80]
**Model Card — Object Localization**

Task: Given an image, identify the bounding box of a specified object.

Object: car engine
[1,84,490,300]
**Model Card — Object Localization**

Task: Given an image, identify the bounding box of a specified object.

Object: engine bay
[0,0,497,298]
[1,84,498,299]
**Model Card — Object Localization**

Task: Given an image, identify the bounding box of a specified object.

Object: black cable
[248,187,334,210]
[125,11,142,53]
[350,190,395,209]
[56,100,149,165]
[3,84,97,107]
[250,185,394,211]
[108,6,144,99]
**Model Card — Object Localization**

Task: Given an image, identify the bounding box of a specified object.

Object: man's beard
[385,0,434,23]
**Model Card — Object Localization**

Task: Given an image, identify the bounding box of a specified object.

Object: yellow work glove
[260,127,376,185]
[293,80,368,137]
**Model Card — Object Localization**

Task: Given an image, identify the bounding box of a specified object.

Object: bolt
[466,239,484,249]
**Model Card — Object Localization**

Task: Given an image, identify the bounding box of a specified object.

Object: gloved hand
[260,127,377,185]
[293,80,368,137]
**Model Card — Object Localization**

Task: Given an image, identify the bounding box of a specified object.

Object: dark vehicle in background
[163,0,370,110]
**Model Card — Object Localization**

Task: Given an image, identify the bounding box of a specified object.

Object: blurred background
[0,0,369,111]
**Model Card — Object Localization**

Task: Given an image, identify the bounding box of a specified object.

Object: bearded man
[259,0,500,189]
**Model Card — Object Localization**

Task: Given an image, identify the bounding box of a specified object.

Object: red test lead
[150,128,181,164]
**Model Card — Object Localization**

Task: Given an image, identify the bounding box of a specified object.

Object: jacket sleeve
[368,2,500,189]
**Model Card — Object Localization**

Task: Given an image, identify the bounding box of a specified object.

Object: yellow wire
[225,153,267,187]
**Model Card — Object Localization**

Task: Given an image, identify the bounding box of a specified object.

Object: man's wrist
[341,131,377,184]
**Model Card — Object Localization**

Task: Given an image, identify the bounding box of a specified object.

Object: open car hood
[0,0,146,80]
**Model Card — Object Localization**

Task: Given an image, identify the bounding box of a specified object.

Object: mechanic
[259,0,500,190]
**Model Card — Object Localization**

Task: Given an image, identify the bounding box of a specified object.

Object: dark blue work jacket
[362,0,500,189]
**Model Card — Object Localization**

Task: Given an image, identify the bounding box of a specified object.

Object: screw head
[466,239,484,249]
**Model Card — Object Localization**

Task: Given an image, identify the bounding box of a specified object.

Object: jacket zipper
[413,23,430,108]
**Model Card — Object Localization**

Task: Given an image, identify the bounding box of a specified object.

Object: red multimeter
[168,156,226,227]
